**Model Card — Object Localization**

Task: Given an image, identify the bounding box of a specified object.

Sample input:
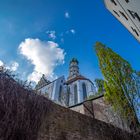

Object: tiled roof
[66,75,93,84]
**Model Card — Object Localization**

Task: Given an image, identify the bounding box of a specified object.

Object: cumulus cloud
[10,62,19,71]
[18,38,65,83]
[0,60,4,66]
[65,12,70,18]
[0,60,19,71]
[46,30,56,40]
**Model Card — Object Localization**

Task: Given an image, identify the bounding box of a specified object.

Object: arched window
[67,87,70,106]
[58,85,62,102]
[82,83,87,100]
[74,84,78,104]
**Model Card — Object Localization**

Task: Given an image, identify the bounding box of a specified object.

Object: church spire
[68,58,80,80]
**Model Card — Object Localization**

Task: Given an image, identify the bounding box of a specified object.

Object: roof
[70,58,79,64]
[66,75,93,85]
[35,75,65,90]
[35,74,51,90]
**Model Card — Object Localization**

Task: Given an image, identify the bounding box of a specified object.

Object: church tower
[35,57,96,107]
[68,58,80,80]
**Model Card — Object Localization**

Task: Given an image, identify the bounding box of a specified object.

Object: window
[119,11,128,20]
[110,0,117,6]
[125,0,129,3]
[58,85,62,102]
[128,10,140,22]
[113,10,120,17]
[82,83,87,100]
[91,85,93,91]
[67,87,70,105]
[74,84,78,104]
[131,27,139,36]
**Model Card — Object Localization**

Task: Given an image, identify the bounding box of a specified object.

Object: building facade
[35,58,96,106]
[104,0,140,42]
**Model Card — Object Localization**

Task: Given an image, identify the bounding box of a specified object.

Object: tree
[95,79,105,95]
[132,71,140,99]
[95,42,139,127]
[133,71,140,121]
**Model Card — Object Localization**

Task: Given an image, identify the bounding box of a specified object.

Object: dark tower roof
[70,58,79,64]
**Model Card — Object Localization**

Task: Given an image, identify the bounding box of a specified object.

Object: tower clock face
[104,0,140,42]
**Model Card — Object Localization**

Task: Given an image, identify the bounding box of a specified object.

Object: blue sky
[0,0,140,83]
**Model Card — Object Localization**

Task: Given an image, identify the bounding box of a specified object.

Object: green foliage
[87,94,99,100]
[95,79,105,94]
[95,42,138,124]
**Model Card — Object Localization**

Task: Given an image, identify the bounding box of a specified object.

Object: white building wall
[52,76,65,102]
[37,82,54,99]
[77,80,83,103]
[38,76,66,103]
[52,81,56,100]
[68,80,81,106]
[68,79,96,106]
[85,80,96,96]
[104,0,140,42]
[80,80,96,97]
[68,83,75,106]
[37,76,96,107]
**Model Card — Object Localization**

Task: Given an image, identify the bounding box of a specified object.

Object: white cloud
[10,62,19,71]
[70,29,76,34]
[0,60,19,72]
[0,60,4,66]
[18,38,65,83]
[46,30,56,40]
[65,29,76,35]
[65,12,70,18]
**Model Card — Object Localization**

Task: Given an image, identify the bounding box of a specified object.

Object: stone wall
[37,100,139,140]
[92,96,131,132]
[70,95,132,132]
[1,71,139,140]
